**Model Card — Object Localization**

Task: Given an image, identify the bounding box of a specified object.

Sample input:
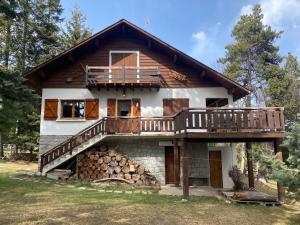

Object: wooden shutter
[85,99,99,120]
[107,99,116,117]
[163,98,189,116]
[132,99,141,116]
[44,99,58,120]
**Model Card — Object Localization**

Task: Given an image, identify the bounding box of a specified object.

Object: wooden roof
[24,19,250,100]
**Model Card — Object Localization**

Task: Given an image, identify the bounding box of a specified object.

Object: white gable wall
[40,87,233,135]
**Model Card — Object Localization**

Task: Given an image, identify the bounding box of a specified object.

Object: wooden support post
[174,139,180,187]
[182,139,189,197]
[246,142,255,189]
[274,138,285,202]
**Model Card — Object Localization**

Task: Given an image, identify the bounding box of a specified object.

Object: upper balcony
[86,66,161,88]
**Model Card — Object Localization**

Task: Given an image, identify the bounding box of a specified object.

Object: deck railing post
[122,65,125,85]
[85,65,88,86]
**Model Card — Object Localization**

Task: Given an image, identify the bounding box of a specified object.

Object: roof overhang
[24,19,250,100]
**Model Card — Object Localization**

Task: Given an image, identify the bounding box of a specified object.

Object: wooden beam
[95,39,100,48]
[182,139,189,197]
[173,139,180,187]
[200,70,206,79]
[246,142,254,189]
[67,54,74,63]
[39,70,46,79]
[274,138,285,202]
[147,39,152,49]
[228,87,236,95]
[173,54,178,64]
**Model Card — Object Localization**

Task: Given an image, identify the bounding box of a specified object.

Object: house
[25,19,285,196]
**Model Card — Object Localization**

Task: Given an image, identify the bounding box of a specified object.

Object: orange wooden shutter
[107,99,116,117]
[132,98,141,116]
[85,99,99,120]
[44,99,58,120]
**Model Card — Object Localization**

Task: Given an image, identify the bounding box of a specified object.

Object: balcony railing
[86,66,160,87]
[173,107,284,134]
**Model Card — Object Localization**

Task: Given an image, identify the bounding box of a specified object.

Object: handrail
[86,65,161,87]
[40,107,285,172]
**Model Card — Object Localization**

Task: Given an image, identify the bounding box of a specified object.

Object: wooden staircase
[40,118,107,175]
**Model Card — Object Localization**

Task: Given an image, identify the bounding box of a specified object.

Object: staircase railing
[40,118,107,172]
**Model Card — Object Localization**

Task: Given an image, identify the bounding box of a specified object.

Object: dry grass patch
[0,160,299,225]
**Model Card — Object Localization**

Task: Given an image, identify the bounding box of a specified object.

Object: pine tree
[218,4,282,107]
[0,0,18,68]
[0,0,64,157]
[31,0,63,63]
[266,53,300,129]
[252,124,300,199]
[218,4,283,189]
[61,5,92,50]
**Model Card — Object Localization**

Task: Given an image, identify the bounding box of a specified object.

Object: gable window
[61,100,85,119]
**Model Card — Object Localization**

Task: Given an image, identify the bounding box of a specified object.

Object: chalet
[25,19,285,197]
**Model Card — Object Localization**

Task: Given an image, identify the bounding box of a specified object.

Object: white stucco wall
[40,87,233,135]
[208,144,237,189]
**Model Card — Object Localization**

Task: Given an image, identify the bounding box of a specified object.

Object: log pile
[77,144,158,185]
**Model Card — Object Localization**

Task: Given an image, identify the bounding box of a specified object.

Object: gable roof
[25,19,250,100]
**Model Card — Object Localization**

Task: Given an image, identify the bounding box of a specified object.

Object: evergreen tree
[31,0,63,64]
[218,4,282,107]
[0,0,63,157]
[218,4,283,189]
[266,53,300,128]
[0,68,38,143]
[0,0,18,68]
[61,5,92,50]
[252,124,300,199]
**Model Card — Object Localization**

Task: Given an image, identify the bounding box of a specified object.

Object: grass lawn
[0,160,299,225]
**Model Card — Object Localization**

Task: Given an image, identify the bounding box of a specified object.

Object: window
[61,100,85,119]
[206,98,228,107]
[118,100,131,116]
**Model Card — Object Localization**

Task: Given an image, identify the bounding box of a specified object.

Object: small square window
[61,100,85,119]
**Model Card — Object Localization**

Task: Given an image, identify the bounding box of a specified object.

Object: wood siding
[42,36,220,89]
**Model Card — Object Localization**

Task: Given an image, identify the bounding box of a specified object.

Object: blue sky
[61,0,300,70]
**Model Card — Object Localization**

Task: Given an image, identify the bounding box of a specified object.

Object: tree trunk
[274,139,285,202]
[245,91,255,189]
[3,22,12,68]
[0,133,3,157]
[246,142,255,189]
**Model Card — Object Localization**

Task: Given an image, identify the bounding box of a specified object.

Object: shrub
[229,165,244,191]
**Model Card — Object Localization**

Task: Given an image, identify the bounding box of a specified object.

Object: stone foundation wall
[39,135,72,154]
[188,143,209,178]
[104,138,165,184]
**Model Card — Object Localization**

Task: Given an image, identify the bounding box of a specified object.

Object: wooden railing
[174,107,284,134]
[40,107,284,171]
[86,66,160,86]
[40,118,107,172]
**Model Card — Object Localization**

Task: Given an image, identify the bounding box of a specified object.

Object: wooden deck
[40,107,285,171]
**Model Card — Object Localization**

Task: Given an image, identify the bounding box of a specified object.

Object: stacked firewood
[76,144,158,185]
